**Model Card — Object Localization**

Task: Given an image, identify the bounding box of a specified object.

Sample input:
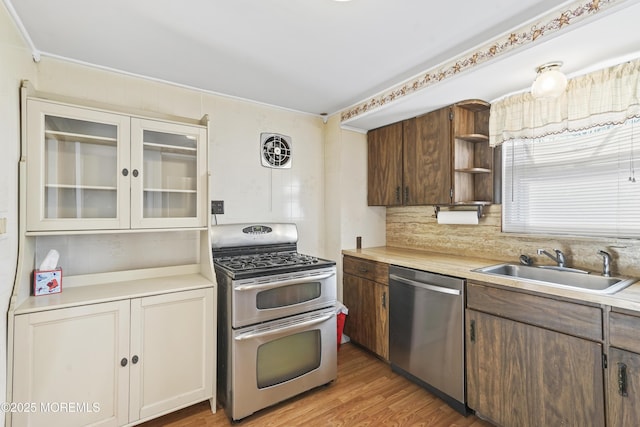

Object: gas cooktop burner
[211,223,336,279]
[215,251,321,273]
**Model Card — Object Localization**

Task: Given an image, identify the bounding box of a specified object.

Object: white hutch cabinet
[7,81,216,427]
[26,99,208,231]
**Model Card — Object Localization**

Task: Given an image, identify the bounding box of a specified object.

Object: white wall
[337,125,386,252]
[35,61,328,259]
[33,59,329,257]
[0,2,38,423]
[205,95,327,256]
[324,115,386,299]
[0,2,385,416]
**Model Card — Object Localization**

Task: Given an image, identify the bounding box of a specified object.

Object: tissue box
[33,269,62,296]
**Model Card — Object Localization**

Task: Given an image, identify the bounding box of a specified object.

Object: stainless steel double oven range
[211,223,337,421]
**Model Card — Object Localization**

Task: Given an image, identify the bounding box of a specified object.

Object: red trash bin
[336,302,348,350]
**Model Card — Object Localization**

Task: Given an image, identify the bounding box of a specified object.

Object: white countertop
[342,246,640,312]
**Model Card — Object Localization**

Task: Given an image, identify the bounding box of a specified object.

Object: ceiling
[5,0,640,131]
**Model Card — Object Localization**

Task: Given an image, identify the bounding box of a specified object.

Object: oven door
[232,267,336,327]
[229,307,337,421]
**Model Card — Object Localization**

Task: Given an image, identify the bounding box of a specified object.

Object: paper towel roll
[437,210,479,225]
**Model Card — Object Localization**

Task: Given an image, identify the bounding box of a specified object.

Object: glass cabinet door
[26,100,131,231]
[130,118,207,228]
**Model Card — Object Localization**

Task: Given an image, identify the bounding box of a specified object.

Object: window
[503,117,640,238]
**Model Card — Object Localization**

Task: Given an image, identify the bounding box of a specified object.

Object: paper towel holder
[434,204,486,219]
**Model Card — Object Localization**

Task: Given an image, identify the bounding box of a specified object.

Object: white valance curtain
[489,58,640,147]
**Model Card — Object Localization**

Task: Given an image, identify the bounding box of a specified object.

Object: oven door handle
[235,271,336,291]
[234,313,334,341]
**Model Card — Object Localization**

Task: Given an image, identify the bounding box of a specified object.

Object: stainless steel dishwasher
[389,265,467,414]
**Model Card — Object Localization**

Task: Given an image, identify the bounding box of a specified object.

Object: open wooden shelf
[456,133,489,143]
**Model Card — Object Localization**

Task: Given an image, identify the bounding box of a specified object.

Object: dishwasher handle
[389,274,461,296]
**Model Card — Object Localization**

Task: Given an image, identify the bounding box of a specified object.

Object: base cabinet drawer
[610,311,640,354]
[467,281,602,341]
[343,255,389,283]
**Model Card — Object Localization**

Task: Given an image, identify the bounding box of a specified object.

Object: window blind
[503,117,640,238]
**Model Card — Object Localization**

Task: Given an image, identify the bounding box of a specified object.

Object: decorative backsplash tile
[386,204,640,277]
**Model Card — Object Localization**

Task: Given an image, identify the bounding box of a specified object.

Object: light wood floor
[140,343,493,426]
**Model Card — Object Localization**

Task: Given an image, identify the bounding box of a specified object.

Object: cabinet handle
[618,363,628,397]
[132,355,139,364]
[358,267,369,273]
[120,357,128,367]
[122,168,129,177]
[382,291,386,309]
[132,169,139,178]
[395,187,401,204]
[404,187,409,203]
[470,320,476,343]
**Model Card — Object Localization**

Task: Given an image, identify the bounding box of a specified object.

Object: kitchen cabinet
[367,100,493,207]
[6,82,216,426]
[607,348,640,427]
[402,107,451,205]
[367,108,450,206]
[11,288,214,427]
[342,255,389,360]
[367,121,403,206]
[13,300,130,427]
[451,100,493,204]
[607,309,640,426]
[466,281,605,427]
[25,98,208,231]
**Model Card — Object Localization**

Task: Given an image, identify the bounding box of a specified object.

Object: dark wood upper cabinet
[403,107,451,205]
[367,122,403,206]
[367,99,493,207]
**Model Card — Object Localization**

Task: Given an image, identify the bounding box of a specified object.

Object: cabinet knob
[120,357,128,367]
[122,168,129,177]
[132,355,139,364]
[132,169,139,178]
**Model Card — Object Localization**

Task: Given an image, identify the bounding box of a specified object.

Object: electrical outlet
[211,200,224,215]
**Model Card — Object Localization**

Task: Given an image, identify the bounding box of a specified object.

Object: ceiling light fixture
[531,61,567,99]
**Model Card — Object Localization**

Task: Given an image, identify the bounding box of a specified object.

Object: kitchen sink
[473,263,637,294]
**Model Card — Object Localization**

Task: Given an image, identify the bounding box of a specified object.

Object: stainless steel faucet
[598,250,612,277]
[537,248,566,268]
